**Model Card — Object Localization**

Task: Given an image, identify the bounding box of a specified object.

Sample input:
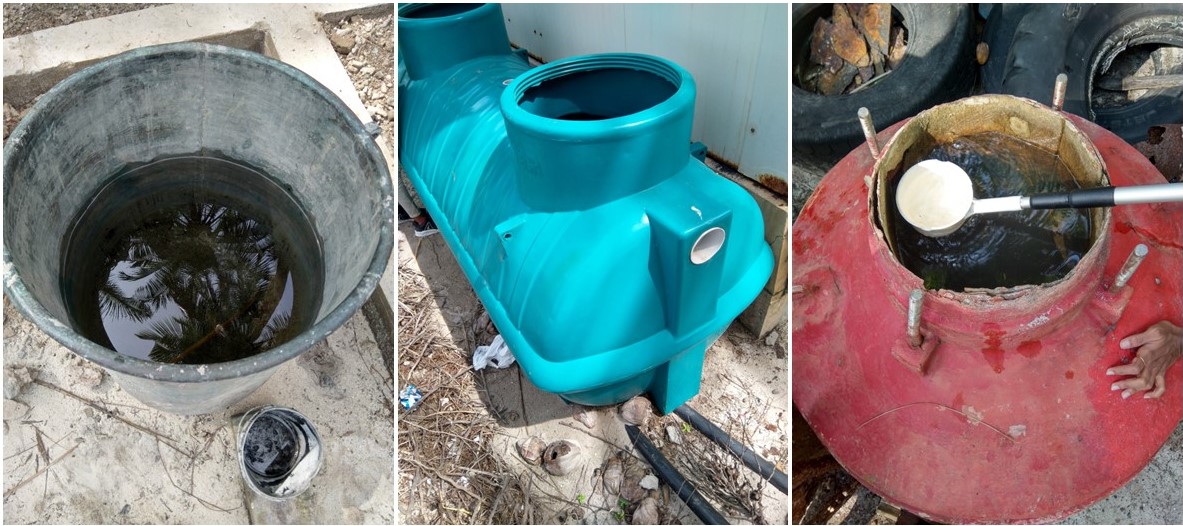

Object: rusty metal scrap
[830,4,871,68]
[854,3,891,75]
[800,4,907,96]
[1135,124,1183,183]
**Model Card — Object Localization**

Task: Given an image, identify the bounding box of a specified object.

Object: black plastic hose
[674,404,789,494]
[625,424,729,525]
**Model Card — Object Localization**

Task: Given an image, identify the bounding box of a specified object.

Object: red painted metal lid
[793,104,1182,523]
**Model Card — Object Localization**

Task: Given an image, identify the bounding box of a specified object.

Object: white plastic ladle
[896,159,1183,237]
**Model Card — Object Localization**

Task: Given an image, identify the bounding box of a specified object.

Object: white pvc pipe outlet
[690,227,726,264]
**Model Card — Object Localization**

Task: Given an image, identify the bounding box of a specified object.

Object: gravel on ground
[3,3,162,37]
[322,12,394,147]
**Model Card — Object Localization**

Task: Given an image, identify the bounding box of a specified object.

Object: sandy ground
[3,299,395,524]
[3,4,396,524]
[1057,422,1183,524]
[2,3,162,37]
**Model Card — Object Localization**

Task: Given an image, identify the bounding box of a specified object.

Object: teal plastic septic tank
[398,3,773,413]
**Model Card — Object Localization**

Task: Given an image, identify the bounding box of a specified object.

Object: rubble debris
[829,4,871,68]
[632,496,661,524]
[329,30,355,54]
[620,396,654,426]
[1135,124,1183,183]
[855,4,891,64]
[666,425,684,445]
[799,3,907,95]
[541,440,581,476]
[620,466,649,503]
[639,474,660,490]
[602,455,624,494]
[574,406,598,429]
[516,436,546,465]
[4,366,35,400]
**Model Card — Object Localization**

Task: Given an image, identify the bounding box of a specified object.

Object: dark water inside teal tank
[890,132,1094,290]
[61,156,323,365]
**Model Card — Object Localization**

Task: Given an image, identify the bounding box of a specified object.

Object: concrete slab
[3,4,395,523]
[3,3,383,121]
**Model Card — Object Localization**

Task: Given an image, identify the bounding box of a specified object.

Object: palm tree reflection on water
[97,201,301,364]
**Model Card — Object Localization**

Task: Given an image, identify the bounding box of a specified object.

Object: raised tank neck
[500,53,697,211]
[397,3,512,80]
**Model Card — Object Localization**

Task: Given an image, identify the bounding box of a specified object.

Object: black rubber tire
[982,4,1183,144]
[791,4,977,161]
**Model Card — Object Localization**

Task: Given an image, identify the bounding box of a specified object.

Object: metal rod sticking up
[858,107,880,159]
[907,289,925,348]
[1114,244,1149,289]
[1053,73,1068,111]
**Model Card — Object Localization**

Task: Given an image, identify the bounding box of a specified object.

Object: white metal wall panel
[502,3,788,185]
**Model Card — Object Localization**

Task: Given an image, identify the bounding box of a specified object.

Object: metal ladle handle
[1025,183,1183,210]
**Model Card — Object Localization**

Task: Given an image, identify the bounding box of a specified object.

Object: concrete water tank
[3,43,393,414]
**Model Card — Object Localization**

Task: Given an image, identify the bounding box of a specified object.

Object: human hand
[1107,321,1183,399]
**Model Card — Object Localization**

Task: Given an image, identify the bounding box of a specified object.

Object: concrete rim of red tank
[865,94,1113,342]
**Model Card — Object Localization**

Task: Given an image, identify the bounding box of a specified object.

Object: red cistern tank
[792,93,1182,523]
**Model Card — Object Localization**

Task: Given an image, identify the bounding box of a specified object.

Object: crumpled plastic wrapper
[399,384,423,410]
[472,335,516,370]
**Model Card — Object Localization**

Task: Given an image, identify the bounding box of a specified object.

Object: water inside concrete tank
[890,132,1093,290]
[61,155,324,364]
[875,95,1109,292]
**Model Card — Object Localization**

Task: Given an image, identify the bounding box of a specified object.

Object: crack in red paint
[1115,218,1183,250]
[1127,222,1183,250]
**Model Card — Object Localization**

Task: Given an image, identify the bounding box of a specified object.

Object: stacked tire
[791,4,978,162]
[981,4,1183,145]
